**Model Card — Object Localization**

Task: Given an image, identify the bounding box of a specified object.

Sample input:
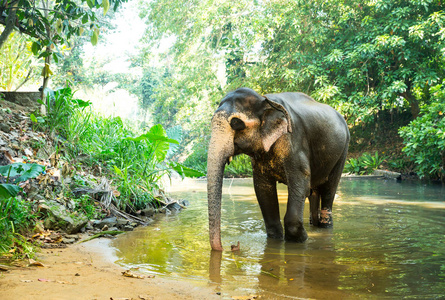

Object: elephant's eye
[230,117,246,131]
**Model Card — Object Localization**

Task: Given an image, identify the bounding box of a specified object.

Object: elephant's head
[207,88,292,251]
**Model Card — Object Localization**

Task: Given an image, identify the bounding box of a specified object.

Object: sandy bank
[0,238,220,300]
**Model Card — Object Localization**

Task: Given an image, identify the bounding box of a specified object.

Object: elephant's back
[265,92,343,123]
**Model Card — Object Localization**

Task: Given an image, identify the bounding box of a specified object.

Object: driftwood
[72,177,185,225]
[152,192,187,209]
[72,177,147,225]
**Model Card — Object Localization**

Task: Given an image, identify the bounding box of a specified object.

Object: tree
[399,81,445,181]
[135,0,445,176]
[0,0,126,50]
[0,0,127,96]
[245,0,445,121]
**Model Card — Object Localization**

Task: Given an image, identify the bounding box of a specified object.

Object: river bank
[0,236,220,300]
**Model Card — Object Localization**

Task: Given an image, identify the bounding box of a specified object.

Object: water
[112,178,445,299]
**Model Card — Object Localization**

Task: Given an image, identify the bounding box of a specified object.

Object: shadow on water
[112,178,445,299]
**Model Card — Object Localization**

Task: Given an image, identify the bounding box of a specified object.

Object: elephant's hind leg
[308,189,320,226]
[318,148,348,228]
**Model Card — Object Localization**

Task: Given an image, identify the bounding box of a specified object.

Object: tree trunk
[0,4,18,49]
[401,89,420,119]
[440,150,445,185]
[40,0,51,104]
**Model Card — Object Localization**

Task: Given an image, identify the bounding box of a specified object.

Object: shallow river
[112,178,445,299]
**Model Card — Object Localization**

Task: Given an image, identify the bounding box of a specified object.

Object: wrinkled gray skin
[207,88,350,251]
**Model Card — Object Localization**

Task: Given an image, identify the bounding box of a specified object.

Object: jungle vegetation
[1,0,444,255]
[1,0,444,185]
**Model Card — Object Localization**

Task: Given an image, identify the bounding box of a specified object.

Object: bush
[0,197,36,255]
[32,86,204,212]
[344,152,387,175]
[399,85,445,180]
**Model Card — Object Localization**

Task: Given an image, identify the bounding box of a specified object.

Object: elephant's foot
[265,223,284,239]
[318,208,333,228]
[284,223,308,243]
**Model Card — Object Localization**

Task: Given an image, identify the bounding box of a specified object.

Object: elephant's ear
[261,97,292,152]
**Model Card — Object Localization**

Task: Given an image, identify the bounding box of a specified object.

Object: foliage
[399,83,445,180]
[34,86,204,211]
[0,163,45,199]
[73,194,101,219]
[135,0,445,177]
[140,1,445,119]
[251,0,445,120]
[113,123,204,210]
[0,196,37,256]
[0,29,39,91]
[224,154,252,178]
[35,86,92,136]
[183,143,208,174]
[344,152,387,175]
[0,0,127,56]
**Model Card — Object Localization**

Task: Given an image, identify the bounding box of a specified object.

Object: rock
[62,238,76,244]
[64,234,80,240]
[141,207,155,217]
[373,169,402,180]
[116,218,129,226]
[0,123,10,133]
[94,217,117,229]
[85,222,94,231]
[166,202,182,212]
[34,220,45,233]
[43,200,88,234]
[122,225,134,231]
[10,142,20,150]
[0,91,40,108]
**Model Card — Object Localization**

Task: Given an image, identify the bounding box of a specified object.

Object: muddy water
[112,178,445,299]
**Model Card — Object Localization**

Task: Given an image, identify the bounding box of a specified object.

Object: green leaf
[125,133,179,144]
[14,164,45,183]
[86,0,94,9]
[82,14,89,24]
[169,162,205,178]
[113,165,122,176]
[166,126,183,158]
[102,0,110,15]
[31,42,39,55]
[73,99,92,108]
[91,28,99,46]
[30,113,38,123]
[0,184,21,199]
[0,163,45,182]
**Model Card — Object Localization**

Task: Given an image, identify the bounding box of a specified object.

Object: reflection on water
[112,178,445,299]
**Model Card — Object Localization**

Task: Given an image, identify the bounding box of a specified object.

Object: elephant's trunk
[207,112,235,251]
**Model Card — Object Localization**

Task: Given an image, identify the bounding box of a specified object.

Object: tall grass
[37,87,204,212]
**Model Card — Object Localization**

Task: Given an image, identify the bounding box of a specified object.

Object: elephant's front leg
[284,169,310,243]
[253,172,283,239]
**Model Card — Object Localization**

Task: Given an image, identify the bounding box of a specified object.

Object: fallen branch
[79,230,124,243]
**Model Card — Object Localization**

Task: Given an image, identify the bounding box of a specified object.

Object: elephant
[207,88,349,251]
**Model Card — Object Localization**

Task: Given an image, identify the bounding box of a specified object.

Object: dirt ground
[0,238,220,300]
